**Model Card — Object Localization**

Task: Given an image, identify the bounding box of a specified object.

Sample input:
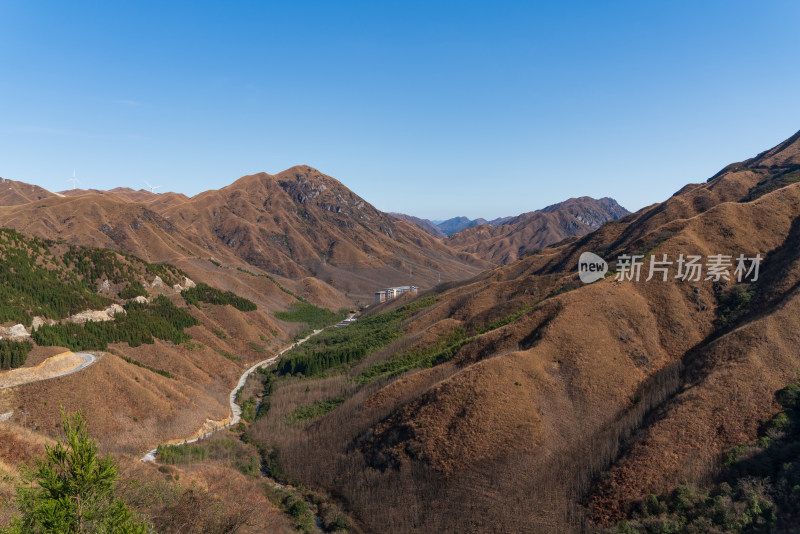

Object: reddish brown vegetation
[244,131,800,532]
[3,133,800,532]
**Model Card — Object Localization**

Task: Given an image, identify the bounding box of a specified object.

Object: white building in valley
[374,285,418,303]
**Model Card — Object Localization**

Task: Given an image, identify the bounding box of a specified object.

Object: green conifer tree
[5,409,149,533]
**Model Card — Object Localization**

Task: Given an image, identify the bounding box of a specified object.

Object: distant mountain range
[433,215,512,236]
[388,213,449,238]
[390,214,515,237]
[392,196,629,264]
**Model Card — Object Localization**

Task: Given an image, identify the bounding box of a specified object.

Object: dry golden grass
[1,132,799,532]
[117,446,294,534]
[244,134,800,532]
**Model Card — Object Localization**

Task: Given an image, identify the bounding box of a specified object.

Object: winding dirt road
[141,328,324,462]
[0,352,98,391]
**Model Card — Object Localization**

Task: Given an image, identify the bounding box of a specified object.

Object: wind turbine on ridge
[67,169,79,190]
[144,181,162,194]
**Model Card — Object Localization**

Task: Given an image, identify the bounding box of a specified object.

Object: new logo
[578,252,608,284]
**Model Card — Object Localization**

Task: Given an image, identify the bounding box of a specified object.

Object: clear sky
[1,1,799,220]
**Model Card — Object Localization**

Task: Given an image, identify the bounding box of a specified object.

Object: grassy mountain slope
[239,130,800,532]
[0,227,295,451]
[0,177,56,206]
[388,213,448,238]
[0,227,342,532]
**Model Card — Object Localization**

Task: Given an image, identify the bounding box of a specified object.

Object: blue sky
[1,1,799,219]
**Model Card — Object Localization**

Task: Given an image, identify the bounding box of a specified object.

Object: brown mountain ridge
[4,131,799,531]
[235,129,800,532]
[0,166,491,305]
[0,177,59,206]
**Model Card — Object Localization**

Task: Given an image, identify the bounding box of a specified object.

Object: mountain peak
[278,164,325,176]
[436,216,483,236]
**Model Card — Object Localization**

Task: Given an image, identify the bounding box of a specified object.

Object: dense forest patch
[32,296,198,351]
[182,282,257,311]
[609,381,800,533]
[273,302,345,332]
[0,339,32,369]
[0,228,185,326]
[276,297,434,378]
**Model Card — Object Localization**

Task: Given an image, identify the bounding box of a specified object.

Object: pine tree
[5,409,149,533]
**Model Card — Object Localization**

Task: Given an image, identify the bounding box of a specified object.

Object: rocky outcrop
[0,324,30,339]
[105,304,125,316]
[69,310,111,324]
[172,277,197,292]
[68,304,126,324]
[31,316,56,331]
[540,196,629,230]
